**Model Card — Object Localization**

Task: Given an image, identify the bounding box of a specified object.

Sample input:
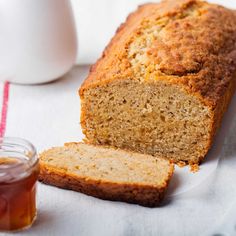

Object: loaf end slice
[39,143,174,207]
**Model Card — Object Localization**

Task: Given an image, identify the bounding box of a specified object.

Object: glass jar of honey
[0,137,39,232]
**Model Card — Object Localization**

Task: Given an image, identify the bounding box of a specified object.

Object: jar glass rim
[0,137,37,173]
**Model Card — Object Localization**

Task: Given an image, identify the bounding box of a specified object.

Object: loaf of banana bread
[79,0,236,164]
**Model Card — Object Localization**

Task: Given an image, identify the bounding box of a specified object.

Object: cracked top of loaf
[80,0,236,107]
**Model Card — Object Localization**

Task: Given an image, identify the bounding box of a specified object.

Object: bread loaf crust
[39,164,172,207]
[79,0,236,164]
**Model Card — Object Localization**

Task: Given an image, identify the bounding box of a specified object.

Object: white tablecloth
[1,66,236,236]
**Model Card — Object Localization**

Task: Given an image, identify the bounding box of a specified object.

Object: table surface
[1,66,236,236]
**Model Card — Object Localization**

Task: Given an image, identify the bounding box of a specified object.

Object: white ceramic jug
[0,0,77,84]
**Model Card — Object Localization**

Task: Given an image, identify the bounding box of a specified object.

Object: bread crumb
[177,161,187,168]
[190,164,199,173]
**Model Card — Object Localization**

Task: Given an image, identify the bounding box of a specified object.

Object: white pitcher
[0,0,77,84]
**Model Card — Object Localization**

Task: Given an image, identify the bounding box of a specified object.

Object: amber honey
[0,138,38,232]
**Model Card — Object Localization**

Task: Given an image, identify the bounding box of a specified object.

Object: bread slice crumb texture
[40,143,173,187]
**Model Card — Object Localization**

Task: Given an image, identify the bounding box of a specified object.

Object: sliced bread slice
[39,142,174,207]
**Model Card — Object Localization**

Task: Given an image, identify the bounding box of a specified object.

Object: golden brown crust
[39,163,174,207]
[39,144,174,207]
[80,0,236,106]
[204,70,236,163]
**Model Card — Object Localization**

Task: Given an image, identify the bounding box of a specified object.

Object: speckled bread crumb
[39,142,174,207]
[79,0,236,165]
